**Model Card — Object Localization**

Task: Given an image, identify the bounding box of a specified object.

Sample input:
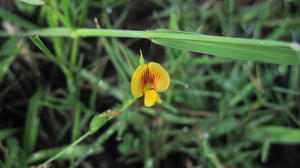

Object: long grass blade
[23,89,44,154]
[23,28,300,65]
[151,30,300,65]
[245,126,300,144]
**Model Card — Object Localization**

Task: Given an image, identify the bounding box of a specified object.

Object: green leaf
[0,7,36,30]
[0,37,19,56]
[30,36,56,60]
[62,0,74,27]
[212,118,237,137]
[25,28,300,66]
[88,114,109,135]
[0,129,17,142]
[245,126,300,144]
[23,89,44,154]
[261,141,270,163]
[0,38,20,81]
[229,83,254,107]
[202,139,216,159]
[151,29,300,65]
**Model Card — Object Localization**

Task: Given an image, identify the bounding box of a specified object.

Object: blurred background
[0,0,300,168]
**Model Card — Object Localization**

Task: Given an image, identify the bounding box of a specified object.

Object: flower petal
[148,62,170,92]
[144,90,160,107]
[131,64,148,98]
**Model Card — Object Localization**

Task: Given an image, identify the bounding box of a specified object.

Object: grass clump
[0,0,300,168]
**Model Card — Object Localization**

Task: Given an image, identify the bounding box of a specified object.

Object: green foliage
[23,89,44,154]
[0,7,36,30]
[139,50,145,65]
[151,29,300,65]
[20,28,300,65]
[0,0,300,168]
[29,145,103,163]
[0,129,17,142]
[0,37,20,81]
[0,137,27,168]
[246,126,300,144]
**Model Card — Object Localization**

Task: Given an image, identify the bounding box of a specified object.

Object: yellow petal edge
[131,64,147,98]
[148,62,170,92]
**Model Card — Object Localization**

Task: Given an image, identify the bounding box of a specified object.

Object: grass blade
[0,7,37,30]
[0,38,20,81]
[23,89,44,154]
[151,30,300,65]
[245,126,300,144]
[0,129,17,141]
[25,28,300,65]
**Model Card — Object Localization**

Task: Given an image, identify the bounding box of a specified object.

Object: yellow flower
[131,62,170,107]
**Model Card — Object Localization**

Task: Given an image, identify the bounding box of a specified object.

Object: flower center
[141,68,157,92]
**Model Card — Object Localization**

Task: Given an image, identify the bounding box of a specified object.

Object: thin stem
[72,103,81,141]
[10,28,291,48]
[119,98,137,112]
[70,123,120,168]
[37,132,90,168]
[35,98,137,168]
[78,0,90,27]
[70,101,81,165]
[70,0,90,66]
[70,37,79,66]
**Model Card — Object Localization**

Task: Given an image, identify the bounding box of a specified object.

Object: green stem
[8,28,291,48]
[36,98,136,168]
[37,132,90,168]
[71,101,81,165]
[70,0,90,66]
[72,103,81,141]
[70,37,79,66]
[70,122,120,168]
[78,0,90,27]
[119,98,137,112]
